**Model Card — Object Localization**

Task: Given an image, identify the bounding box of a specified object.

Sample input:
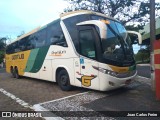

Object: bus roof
[8,26,40,45]
[9,10,118,45]
[8,19,60,45]
[60,10,118,22]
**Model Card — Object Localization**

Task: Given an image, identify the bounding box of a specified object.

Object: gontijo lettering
[12,54,24,60]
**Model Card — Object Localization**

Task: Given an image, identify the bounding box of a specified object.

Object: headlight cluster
[99,68,118,77]
[92,66,118,77]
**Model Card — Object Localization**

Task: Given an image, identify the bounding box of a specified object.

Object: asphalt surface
[0,68,5,73]
[136,64,151,78]
[0,68,87,119]
[0,64,158,120]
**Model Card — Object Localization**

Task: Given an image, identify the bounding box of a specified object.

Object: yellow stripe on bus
[108,65,129,73]
[5,50,31,75]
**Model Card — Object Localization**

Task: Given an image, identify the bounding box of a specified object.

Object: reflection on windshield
[102,20,125,61]
[91,15,134,62]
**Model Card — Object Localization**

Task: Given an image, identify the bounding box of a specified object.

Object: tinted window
[6,19,68,54]
[13,42,20,53]
[18,36,30,51]
[47,20,67,47]
[63,14,90,52]
[79,30,96,59]
[6,41,20,54]
[35,29,46,48]
[28,34,36,49]
[6,44,12,54]
[19,38,26,51]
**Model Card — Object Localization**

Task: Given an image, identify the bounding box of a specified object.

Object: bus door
[77,26,100,90]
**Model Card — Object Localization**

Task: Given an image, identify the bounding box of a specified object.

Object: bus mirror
[77,20,107,39]
[127,31,142,44]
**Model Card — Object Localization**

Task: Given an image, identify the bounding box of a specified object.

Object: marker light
[100,19,110,24]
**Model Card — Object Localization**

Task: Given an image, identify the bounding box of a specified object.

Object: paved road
[136,64,151,78]
[0,65,154,119]
[0,68,5,73]
[0,69,86,118]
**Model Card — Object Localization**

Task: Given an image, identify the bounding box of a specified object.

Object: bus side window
[19,38,26,51]
[13,41,20,53]
[6,44,13,54]
[30,34,37,49]
[79,30,96,59]
[47,21,67,47]
[35,29,46,48]
[19,36,28,51]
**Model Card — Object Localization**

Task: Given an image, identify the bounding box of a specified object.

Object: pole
[150,0,156,91]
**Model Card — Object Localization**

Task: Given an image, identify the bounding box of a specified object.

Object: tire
[57,69,72,91]
[15,68,20,79]
[11,68,16,78]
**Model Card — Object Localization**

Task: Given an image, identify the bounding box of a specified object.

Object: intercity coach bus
[5,10,142,91]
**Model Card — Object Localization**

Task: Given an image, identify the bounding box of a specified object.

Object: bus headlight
[92,66,118,77]
[100,68,118,77]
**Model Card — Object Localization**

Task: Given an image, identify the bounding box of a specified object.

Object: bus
[5,10,142,91]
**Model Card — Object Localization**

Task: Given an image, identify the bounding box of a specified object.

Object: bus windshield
[91,15,134,65]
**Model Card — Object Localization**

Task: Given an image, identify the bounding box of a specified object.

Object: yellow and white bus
[5,10,142,91]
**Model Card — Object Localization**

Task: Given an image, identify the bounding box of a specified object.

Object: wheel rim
[60,75,68,86]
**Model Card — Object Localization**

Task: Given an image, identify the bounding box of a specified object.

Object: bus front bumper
[99,70,137,91]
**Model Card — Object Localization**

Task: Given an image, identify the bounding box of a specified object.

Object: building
[140,17,160,44]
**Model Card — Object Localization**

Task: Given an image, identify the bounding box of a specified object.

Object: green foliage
[135,48,150,64]
[0,38,6,51]
[64,0,160,31]
[0,37,6,64]
[0,51,4,64]
[17,31,25,38]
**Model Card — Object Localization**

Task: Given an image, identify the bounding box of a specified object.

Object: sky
[1,0,158,53]
[0,0,69,39]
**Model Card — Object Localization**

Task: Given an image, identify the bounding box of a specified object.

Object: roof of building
[139,17,160,41]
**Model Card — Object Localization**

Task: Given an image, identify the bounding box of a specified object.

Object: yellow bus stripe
[108,65,129,73]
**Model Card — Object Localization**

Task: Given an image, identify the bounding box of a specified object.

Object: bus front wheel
[57,69,72,91]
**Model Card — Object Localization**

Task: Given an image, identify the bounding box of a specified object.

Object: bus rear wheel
[14,68,20,79]
[57,69,72,91]
[11,67,16,78]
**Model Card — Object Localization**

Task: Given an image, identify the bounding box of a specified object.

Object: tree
[17,31,25,38]
[135,46,150,63]
[0,37,7,64]
[0,38,6,50]
[64,0,160,31]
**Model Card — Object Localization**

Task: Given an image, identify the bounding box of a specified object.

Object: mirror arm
[127,31,142,44]
[77,20,107,39]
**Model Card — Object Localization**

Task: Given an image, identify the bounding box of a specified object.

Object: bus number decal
[77,74,96,87]
[82,76,95,87]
